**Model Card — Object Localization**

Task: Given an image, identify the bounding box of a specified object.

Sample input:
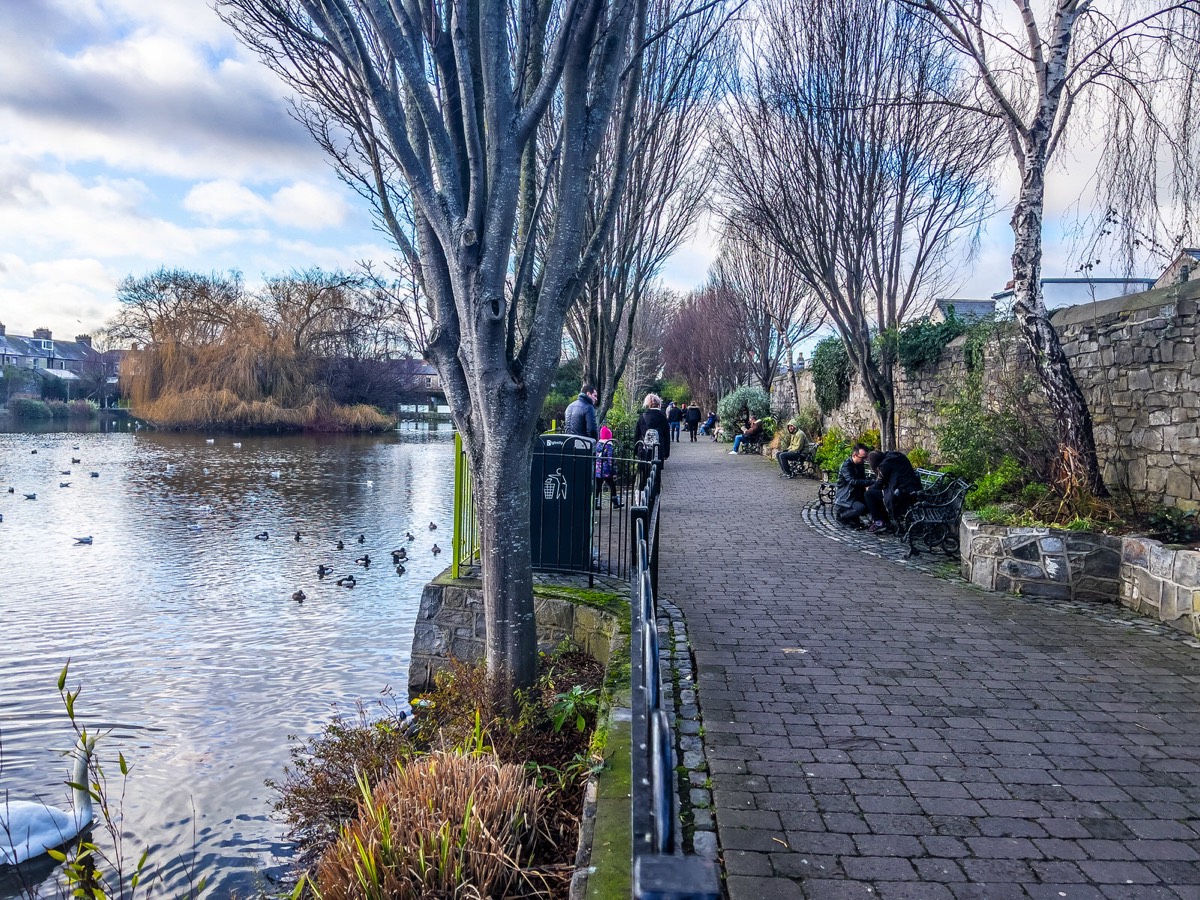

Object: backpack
[640,424,661,460]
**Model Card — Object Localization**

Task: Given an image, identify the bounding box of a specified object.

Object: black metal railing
[629,463,719,899]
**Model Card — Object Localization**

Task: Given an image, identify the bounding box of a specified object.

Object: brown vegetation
[314,751,544,900]
[274,652,606,899]
[113,270,399,431]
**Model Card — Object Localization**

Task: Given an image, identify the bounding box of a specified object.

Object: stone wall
[407,576,623,696]
[960,513,1200,633]
[788,280,1200,508]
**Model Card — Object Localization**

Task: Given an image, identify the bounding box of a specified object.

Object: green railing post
[452,430,464,579]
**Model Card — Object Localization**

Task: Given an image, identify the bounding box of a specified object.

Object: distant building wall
[795,281,1200,509]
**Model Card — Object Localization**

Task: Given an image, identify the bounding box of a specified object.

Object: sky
[0,0,1132,344]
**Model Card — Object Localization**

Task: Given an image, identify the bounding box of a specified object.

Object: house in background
[990,277,1157,311]
[0,325,107,400]
[1153,249,1200,289]
[0,325,100,373]
[929,299,996,323]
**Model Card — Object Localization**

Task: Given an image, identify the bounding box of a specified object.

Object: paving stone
[650,442,1200,898]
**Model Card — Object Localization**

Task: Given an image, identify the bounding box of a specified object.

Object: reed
[122,310,396,432]
[313,751,543,900]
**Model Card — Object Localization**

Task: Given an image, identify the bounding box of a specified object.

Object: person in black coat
[684,404,702,442]
[834,443,873,527]
[865,449,923,532]
[563,383,598,439]
[635,393,671,462]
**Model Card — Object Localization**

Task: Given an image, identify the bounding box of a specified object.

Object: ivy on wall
[810,336,852,416]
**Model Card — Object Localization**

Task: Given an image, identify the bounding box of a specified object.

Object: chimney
[33,327,52,340]
[76,334,93,348]
[0,322,5,337]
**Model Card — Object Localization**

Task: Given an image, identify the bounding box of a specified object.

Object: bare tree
[904,0,1200,494]
[661,284,745,411]
[709,226,825,401]
[715,0,999,448]
[566,0,731,420]
[105,269,247,349]
[219,0,653,690]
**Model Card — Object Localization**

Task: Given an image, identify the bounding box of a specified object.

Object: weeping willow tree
[112,268,395,430]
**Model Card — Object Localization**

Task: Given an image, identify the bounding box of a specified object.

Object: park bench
[784,446,820,479]
[899,475,971,558]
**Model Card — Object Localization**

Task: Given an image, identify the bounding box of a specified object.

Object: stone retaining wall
[407,576,622,696]
[787,280,1200,508]
[960,514,1200,633]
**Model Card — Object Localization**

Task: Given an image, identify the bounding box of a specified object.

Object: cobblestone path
[656,439,1200,900]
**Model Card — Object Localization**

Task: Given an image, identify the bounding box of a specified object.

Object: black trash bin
[530,433,595,572]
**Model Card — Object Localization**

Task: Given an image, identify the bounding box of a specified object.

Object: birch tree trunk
[908,0,1200,496]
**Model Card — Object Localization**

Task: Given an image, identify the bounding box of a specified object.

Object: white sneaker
[729,450,738,454]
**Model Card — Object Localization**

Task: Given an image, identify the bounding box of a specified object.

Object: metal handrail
[451,433,658,581]
[630,506,719,899]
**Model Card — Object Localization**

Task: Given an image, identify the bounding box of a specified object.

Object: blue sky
[0,0,1124,344]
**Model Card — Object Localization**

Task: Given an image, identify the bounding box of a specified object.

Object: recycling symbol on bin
[543,468,567,500]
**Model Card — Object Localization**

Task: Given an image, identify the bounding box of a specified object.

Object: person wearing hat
[594,425,623,508]
[776,421,813,478]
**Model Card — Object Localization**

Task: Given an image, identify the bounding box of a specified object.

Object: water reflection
[0,426,455,897]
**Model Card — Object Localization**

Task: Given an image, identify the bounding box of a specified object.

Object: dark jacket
[667,404,683,424]
[876,451,922,513]
[684,406,701,426]
[835,457,872,509]
[635,408,671,460]
[564,393,597,439]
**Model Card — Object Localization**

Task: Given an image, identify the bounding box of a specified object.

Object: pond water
[0,425,456,897]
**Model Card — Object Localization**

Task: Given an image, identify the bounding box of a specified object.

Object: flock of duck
[4,443,444,602]
[3,444,98,541]
[280,522,441,603]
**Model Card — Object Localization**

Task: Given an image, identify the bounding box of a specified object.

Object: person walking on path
[684,403,702,442]
[563,383,598,439]
[654,439,1200,900]
[635,393,670,463]
[667,401,683,442]
[593,425,622,508]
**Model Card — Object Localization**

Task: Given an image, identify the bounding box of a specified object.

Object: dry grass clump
[313,751,544,900]
[275,653,606,899]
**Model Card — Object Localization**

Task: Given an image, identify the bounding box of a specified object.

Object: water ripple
[0,426,454,897]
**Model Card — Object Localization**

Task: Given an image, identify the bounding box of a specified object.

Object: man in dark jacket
[564,383,598,439]
[835,443,872,527]
[666,401,683,442]
[684,403,702,441]
[866,449,923,532]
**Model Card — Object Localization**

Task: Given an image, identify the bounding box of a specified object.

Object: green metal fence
[451,431,480,579]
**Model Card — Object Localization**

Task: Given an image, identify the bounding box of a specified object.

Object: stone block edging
[407,571,626,697]
[960,513,1200,634]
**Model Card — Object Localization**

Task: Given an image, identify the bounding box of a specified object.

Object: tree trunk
[466,424,539,696]
[1010,165,1107,497]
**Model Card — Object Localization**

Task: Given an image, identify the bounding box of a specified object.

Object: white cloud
[184,180,351,230]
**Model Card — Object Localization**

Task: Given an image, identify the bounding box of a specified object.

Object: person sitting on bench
[776,421,813,478]
[730,415,763,454]
[865,449,923,533]
[835,443,873,527]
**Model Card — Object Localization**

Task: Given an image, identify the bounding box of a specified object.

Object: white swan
[0,737,94,866]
